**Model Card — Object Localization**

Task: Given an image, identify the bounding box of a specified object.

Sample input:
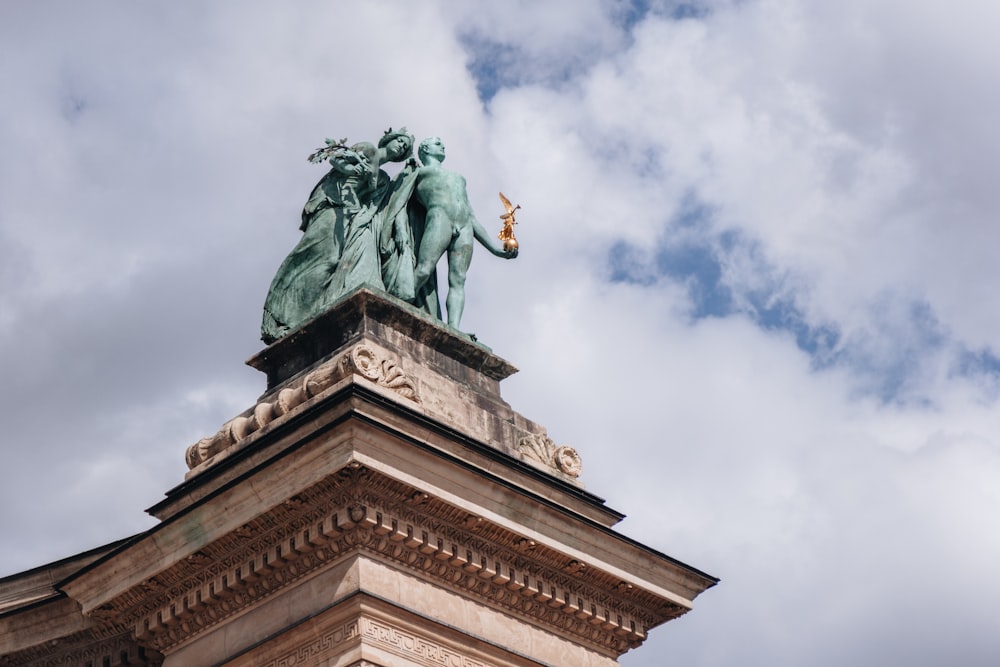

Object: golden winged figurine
[498,192,521,252]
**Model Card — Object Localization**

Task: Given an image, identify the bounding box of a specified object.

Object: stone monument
[262,129,517,344]
[0,130,715,667]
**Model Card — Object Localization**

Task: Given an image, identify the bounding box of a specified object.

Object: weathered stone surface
[190,288,584,487]
[0,589,162,666]
[249,287,517,391]
[57,412,714,663]
[0,540,126,617]
[3,292,716,666]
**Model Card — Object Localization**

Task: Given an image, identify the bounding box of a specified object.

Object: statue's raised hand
[486,242,517,259]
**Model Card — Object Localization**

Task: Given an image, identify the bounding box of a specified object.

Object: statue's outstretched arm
[472,214,517,258]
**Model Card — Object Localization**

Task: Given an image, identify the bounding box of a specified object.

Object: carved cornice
[0,630,162,667]
[186,344,419,469]
[86,467,684,657]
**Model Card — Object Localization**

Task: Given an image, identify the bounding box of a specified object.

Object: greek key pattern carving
[516,433,583,478]
[261,620,359,667]
[93,468,678,656]
[260,618,493,667]
[185,344,419,468]
[361,618,493,667]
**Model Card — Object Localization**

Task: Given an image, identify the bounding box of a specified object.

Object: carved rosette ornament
[516,433,583,478]
[344,345,419,400]
[185,344,419,469]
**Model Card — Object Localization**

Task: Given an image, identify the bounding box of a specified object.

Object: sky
[2,1,999,665]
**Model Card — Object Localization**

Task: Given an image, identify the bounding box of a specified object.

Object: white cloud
[2,2,999,666]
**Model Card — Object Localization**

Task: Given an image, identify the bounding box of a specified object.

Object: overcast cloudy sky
[2,1,999,665]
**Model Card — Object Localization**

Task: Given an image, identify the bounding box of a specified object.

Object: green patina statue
[261,129,414,344]
[261,130,517,344]
[408,137,518,328]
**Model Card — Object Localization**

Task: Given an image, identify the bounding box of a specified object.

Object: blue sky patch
[611,0,651,31]
[611,0,711,29]
[654,241,733,317]
[460,1,717,105]
[953,346,1000,386]
[460,35,511,103]
[602,208,983,404]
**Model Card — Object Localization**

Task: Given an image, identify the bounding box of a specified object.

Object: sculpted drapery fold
[262,130,417,344]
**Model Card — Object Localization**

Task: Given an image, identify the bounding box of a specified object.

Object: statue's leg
[445,226,475,328]
[413,211,451,293]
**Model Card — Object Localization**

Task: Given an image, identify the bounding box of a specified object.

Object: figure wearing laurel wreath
[261,129,414,344]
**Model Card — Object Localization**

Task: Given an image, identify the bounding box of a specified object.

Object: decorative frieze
[261,617,494,667]
[0,630,162,667]
[185,345,419,469]
[360,617,495,667]
[88,467,680,656]
[261,620,360,667]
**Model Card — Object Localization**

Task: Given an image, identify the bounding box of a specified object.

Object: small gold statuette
[498,191,520,252]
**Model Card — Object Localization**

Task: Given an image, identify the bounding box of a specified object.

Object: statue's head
[379,127,414,162]
[418,137,445,165]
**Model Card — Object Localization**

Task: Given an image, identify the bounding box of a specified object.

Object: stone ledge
[247,288,518,392]
[67,464,702,657]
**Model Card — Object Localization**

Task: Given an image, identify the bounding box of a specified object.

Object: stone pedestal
[1,289,716,666]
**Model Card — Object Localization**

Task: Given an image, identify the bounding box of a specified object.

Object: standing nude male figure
[409,137,517,328]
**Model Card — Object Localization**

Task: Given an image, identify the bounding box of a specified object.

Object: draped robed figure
[261,130,416,344]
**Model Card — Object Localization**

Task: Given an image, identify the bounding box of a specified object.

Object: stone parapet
[247,288,517,392]
[184,288,586,491]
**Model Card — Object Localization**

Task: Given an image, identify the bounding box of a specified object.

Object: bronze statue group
[262,128,517,344]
